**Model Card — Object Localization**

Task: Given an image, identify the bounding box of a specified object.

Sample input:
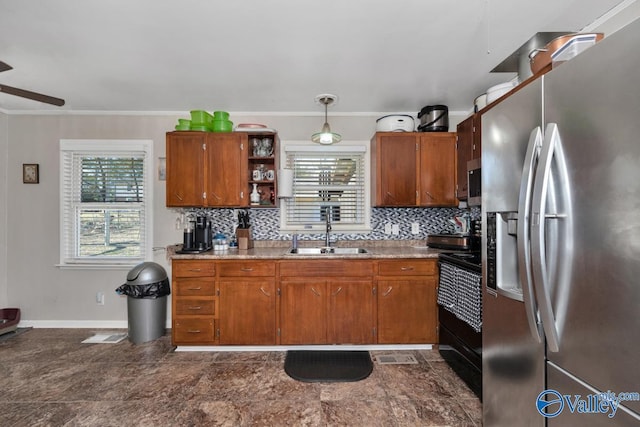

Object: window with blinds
[281,144,370,233]
[59,140,153,267]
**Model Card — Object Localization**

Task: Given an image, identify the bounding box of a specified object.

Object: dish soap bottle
[250,183,260,205]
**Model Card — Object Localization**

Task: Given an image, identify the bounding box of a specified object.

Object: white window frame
[279,141,371,234]
[59,139,154,269]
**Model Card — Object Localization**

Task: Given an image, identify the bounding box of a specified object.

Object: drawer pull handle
[383,286,393,296]
[187,287,202,291]
[311,287,321,297]
[187,330,201,334]
[400,266,414,271]
[175,193,183,201]
[260,287,271,297]
[241,268,254,272]
[332,287,343,296]
[188,306,202,310]
[188,268,202,272]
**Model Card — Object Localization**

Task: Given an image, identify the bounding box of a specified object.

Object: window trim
[58,139,154,269]
[279,141,371,234]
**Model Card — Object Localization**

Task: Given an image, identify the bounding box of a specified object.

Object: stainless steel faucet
[325,208,332,247]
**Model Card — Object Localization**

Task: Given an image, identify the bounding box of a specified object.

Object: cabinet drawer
[279,260,373,277]
[217,261,275,277]
[174,278,215,296]
[173,318,215,344]
[377,260,437,276]
[173,260,215,277]
[175,298,217,316]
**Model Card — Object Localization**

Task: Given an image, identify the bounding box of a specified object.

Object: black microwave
[467,158,481,206]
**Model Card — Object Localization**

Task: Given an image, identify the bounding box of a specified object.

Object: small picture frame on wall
[23,163,39,184]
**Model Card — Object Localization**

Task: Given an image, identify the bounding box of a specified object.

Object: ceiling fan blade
[0,61,13,73]
[0,84,65,106]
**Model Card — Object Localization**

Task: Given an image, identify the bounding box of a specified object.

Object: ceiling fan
[0,61,65,106]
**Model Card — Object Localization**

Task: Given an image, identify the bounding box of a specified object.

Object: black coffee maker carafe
[194,215,212,250]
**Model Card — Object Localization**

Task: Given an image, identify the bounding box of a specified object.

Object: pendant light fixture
[311,94,341,145]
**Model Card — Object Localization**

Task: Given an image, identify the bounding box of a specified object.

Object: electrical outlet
[411,222,420,234]
[96,292,105,305]
[391,224,400,235]
[384,223,392,234]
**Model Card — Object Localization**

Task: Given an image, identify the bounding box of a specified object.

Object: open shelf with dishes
[247,133,279,208]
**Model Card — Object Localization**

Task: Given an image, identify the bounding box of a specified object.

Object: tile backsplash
[177,207,480,241]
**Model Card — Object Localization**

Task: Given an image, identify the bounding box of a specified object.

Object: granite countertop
[167,240,447,260]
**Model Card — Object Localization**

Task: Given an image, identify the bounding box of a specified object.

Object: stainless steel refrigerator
[482,17,640,426]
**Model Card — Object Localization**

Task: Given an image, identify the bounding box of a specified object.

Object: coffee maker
[194,215,212,251]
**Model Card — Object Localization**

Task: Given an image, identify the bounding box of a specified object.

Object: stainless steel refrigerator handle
[517,127,543,343]
[531,123,561,352]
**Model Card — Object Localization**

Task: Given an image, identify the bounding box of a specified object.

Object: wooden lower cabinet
[217,260,277,345]
[172,257,438,346]
[279,260,375,345]
[218,279,276,345]
[376,259,439,344]
[171,260,217,345]
[279,278,375,345]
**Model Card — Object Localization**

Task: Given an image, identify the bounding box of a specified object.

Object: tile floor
[0,329,482,426]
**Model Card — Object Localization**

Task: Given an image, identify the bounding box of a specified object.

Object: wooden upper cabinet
[455,115,482,200]
[205,133,247,207]
[372,132,457,207]
[418,132,457,207]
[166,131,248,207]
[371,132,419,206]
[166,132,206,207]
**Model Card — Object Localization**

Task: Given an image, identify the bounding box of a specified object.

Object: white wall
[0,112,8,309]
[1,111,467,327]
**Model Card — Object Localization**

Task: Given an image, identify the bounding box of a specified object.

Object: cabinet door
[218,279,276,345]
[327,280,374,344]
[373,133,418,206]
[377,277,438,343]
[166,132,205,207]
[472,116,481,159]
[279,280,327,344]
[456,116,474,200]
[419,133,457,207]
[205,133,248,207]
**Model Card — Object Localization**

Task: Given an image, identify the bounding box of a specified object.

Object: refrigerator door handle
[531,123,571,353]
[517,127,543,343]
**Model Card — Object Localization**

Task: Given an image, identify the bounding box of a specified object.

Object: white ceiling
[0,0,626,114]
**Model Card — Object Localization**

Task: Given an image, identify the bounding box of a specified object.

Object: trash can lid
[126,262,168,286]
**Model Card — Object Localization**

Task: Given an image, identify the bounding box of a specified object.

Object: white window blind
[59,140,153,267]
[281,145,369,232]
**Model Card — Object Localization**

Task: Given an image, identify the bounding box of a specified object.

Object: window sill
[56,263,139,271]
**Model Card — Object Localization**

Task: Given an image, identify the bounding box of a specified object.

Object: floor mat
[284,350,373,382]
[81,332,128,344]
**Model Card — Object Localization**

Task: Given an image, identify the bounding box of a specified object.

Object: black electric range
[431,236,483,400]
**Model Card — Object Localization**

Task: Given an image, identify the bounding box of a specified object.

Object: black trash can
[116,262,171,344]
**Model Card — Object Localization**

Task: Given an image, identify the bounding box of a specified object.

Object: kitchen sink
[288,247,368,255]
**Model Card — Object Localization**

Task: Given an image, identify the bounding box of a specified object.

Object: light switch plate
[392,224,400,235]
[384,223,392,234]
